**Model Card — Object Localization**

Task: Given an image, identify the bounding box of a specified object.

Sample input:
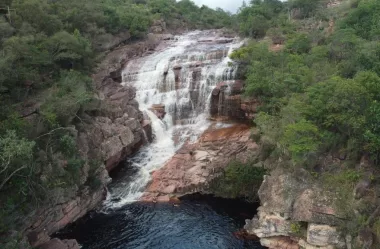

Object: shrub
[281,119,320,162]
[210,160,267,201]
[286,34,312,54]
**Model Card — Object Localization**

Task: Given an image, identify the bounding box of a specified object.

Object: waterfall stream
[56,30,265,249]
[103,30,243,210]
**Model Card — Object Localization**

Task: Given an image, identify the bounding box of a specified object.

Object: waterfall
[103,30,242,209]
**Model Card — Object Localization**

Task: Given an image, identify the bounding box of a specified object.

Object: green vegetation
[232,0,380,240]
[210,160,266,201]
[233,0,380,169]
[373,219,380,242]
[0,0,233,244]
[290,221,307,237]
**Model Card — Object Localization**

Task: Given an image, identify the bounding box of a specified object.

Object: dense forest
[233,0,380,173]
[234,0,380,166]
[0,0,232,246]
[231,0,380,239]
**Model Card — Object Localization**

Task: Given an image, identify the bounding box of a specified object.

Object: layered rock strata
[210,80,259,121]
[24,32,177,248]
[141,123,259,202]
[244,169,349,249]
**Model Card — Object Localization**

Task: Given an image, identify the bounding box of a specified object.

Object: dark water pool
[56,196,264,249]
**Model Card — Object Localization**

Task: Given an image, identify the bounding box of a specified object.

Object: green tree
[289,0,323,18]
[281,119,320,161]
[0,130,35,191]
[364,101,380,163]
[286,33,311,54]
[13,0,63,35]
[305,77,370,137]
[40,70,93,126]
[44,30,94,71]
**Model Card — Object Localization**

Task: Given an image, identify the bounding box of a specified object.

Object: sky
[192,0,245,13]
[192,0,286,14]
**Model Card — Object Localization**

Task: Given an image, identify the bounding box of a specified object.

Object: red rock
[156,195,170,202]
[169,196,181,204]
[162,185,176,194]
[140,124,254,201]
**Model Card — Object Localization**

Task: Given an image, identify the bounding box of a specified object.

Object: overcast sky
[192,0,286,13]
[192,0,245,13]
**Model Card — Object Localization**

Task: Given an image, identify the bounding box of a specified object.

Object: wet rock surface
[38,238,80,249]
[141,123,259,201]
[122,30,242,125]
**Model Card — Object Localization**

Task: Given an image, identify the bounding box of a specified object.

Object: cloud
[192,0,245,13]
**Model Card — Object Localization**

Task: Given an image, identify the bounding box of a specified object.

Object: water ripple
[56,200,264,249]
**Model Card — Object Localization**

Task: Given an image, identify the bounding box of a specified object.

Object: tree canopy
[232,0,380,167]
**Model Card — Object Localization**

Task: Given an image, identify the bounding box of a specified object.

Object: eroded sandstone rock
[245,170,348,249]
[260,236,299,249]
[141,123,258,201]
[38,238,80,249]
[23,31,176,249]
[307,224,345,248]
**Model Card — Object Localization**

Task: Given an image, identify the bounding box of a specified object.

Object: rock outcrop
[22,32,179,247]
[38,238,80,249]
[245,169,348,249]
[141,123,259,202]
[26,187,107,248]
[80,85,145,172]
[210,80,259,121]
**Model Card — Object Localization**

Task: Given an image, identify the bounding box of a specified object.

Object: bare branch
[36,127,72,139]
[0,155,11,175]
[0,165,27,191]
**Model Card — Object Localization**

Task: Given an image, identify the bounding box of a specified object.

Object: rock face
[245,169,347,249]
[141,123,259,201]
[149,104,166,119]
[306,224,345,247]
[38,238,80,249]
[22,32,179,248]
[122,30,242,127]
[150,19,167,34]
[210,80,259,121]
[80,85,145,172]
[26,188,106,248]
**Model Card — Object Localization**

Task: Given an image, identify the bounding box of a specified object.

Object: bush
[281,119,320,162]
[286,34,312,54]
[210,160,267,201]
[40,70,93,126]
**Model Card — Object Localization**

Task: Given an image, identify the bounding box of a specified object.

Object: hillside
[230,0,380,247]
[0,0,233,247]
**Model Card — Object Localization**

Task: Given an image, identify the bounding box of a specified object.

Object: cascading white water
[103,30,243,209]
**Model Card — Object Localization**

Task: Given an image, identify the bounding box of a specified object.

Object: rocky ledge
[22,32,179,248]
[244,169,354,249]
[141,123,259,202]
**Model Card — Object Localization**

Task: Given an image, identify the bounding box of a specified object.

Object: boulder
[260,236,299,249]
[245,211,292,238]
[149,104,166,119]
[306,224,345,248]
[38,238,80,249]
